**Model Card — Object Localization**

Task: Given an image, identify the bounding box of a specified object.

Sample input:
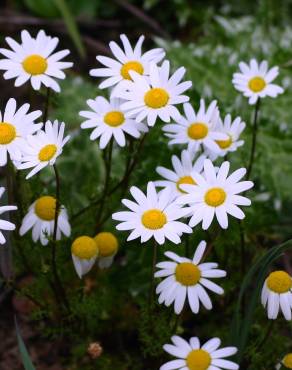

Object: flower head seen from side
[232,59,284,105]
[116,60,192,127]
[79,96,147,149]
[90,34,165,89]
[155,240,226,314]
[161,335,239,370]
[19,195,71,245]
[71,236,99,278]
[261,270,292,320]
[112,181,192,245]
[0,29,73,92]
[94,231,119,269]
[207,114,246,160]
[163,100,227,155]
[17,120,70,179]
[0,98,42,166]
[155,150,205,197]
[177,159,254,230]
[276,353,292,369]
[0,187,17,245]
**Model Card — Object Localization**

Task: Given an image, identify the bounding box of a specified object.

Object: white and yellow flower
[0,98,42,166]
[116,60,192,126]
[155,240,226,314]
[155,150,205,197]
[112,181,192,245]
[276,353,292,369]
[232,59,284,105]
[161,335,239,370]
[90,34,165,89]
[79,96,147,149]
[261,270,292,320]
[207,114,246,160]
[0,187,17,245]
[163,100,226,154]
[17,120,70,179]
[71,236,99,278]
[0,29,73,92]
[177,159,254,230]
[94,231,119,269]
[19,195,71,245]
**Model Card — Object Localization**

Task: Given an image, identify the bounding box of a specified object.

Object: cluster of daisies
[0,29,290,370]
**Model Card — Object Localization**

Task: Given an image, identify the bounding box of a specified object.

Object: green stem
[96,138,113,231]
[51,164,70,313]
[148,240,157,311]
[246,99,261,180]
[72,133,147,222]
[43,87,51,123]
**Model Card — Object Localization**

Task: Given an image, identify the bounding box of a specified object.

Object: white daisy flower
[17,120,70,179]
[112,181,192,245]
[207,114,246,160]
[0,187,17,245]
[155,240,226,314]
[0,98,42,166]
[94,231,119,269]
[155,150,205,197]
[0,30,73,92]
[161,335,239,370]
[89,34,165,89]
[276,353,292,369]
[261,270,292,320]
[71,236,99,278]
[19,195,71,246]
[163,100,227,155]
[177,159,254,230]
[79,96,147,149]
[232,59,284,105]
[116,60,192,127]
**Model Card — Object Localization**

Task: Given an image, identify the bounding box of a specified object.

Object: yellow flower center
[120,60,144,80]
[187,123,208,140]
[71,236,99,260]
[175,262,201,286]
[267,270,292,294]
[38,144,57,162]
[22,54,48,75]
[94,232,119,257]
[144,88,169,109]
[0,122,16,144]
[176,176,196,193]
[205,187,226,207]
[186,349,211,370]
[216,135,233,149]
[248,76,266,92]
[283,354,292,369]
[141,209,167,230]
[34,196,56,221]
[104,111,125,127]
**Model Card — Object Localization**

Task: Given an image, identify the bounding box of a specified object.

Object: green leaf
[53,0,85,58]
[24,0,59,18]
[230,239,292,362]
[15,317,36,370]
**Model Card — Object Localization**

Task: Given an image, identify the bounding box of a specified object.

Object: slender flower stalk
[51,164,70,313]
[246,99,261,180]
[148,240,158,310]
[96,138,113,230]
[43,87,51,123]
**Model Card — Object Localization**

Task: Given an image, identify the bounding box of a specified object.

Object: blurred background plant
[0,0,292,369]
